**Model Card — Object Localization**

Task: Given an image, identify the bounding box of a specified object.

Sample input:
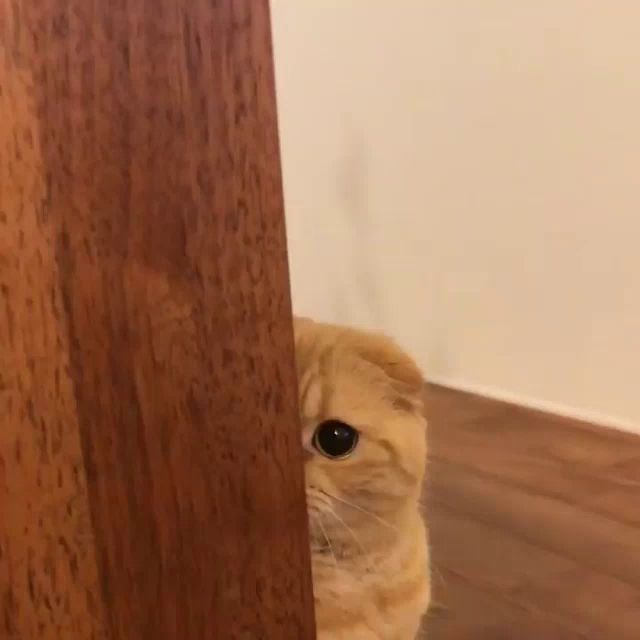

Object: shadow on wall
[330,122,383,329]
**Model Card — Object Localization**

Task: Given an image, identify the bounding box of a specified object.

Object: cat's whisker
[430,561,446,586]
[325,505,368,557]
[325,506,380,577]
[320,489,400,533]
[315,515,338,567]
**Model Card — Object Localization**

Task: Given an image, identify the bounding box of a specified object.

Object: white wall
[272,1,640,432]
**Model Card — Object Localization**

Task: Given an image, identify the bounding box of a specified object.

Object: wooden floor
[422,385,640,640]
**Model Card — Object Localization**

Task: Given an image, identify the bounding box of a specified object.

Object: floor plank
[423,385,640,639]
[424,568,589,640]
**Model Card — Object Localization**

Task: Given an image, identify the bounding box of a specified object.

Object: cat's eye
[313,420,359,459]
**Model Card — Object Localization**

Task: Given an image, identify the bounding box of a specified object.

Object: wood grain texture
[423,385,640,640]
[0,1,316,639]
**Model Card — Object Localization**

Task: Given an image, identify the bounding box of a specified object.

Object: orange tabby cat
[294,318,430,640]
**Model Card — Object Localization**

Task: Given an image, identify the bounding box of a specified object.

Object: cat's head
[293,318,427,557]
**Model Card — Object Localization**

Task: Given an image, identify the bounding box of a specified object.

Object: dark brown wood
[423,384,640,640]
[0,1,316,639]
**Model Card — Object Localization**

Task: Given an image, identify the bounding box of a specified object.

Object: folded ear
[353,332,422,387]
[346,329,425,411]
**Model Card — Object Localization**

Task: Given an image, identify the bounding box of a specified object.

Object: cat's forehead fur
[294,317,424,391]
[293,317,424,409]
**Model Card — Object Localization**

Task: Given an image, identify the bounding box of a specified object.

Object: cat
[294,318,430,640]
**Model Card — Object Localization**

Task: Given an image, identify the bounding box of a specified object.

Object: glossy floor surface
[422,385,640,640]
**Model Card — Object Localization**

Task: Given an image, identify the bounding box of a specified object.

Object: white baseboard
[427,376,640,436]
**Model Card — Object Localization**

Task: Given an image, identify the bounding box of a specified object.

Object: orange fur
[294,318,430,639]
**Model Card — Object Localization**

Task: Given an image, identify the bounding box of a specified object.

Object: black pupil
[315,420,358,458]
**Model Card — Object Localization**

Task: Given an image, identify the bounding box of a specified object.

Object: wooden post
[0,1,316,638]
